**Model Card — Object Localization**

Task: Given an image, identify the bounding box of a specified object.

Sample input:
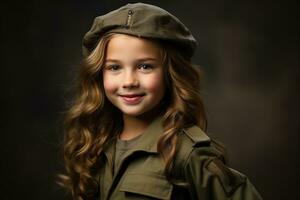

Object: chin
[121,110,146,117]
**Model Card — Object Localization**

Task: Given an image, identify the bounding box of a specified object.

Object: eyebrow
[105,58,158,63]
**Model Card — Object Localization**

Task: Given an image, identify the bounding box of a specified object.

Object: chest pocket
[119,172,173,199]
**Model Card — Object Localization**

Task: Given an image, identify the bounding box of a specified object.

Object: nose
[122,70,139,89]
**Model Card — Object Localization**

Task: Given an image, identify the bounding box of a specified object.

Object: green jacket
[97,117,262,200]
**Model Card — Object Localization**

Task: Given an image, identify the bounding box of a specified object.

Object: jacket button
[128,9,134,15]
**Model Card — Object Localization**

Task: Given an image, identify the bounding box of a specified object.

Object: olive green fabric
[114,133,143,173]
[96,116,263,199]
[82,3,197,58]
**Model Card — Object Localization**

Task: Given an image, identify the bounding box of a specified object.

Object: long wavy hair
[60,32,207,199]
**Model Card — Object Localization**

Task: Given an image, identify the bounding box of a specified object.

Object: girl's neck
[120,115,152,140]
[120,104,164,140]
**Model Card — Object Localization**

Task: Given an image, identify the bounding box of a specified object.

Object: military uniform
[96,117,262,200]
[82,3,263,199]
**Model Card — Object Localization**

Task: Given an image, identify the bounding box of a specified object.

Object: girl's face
[103,34,165,118]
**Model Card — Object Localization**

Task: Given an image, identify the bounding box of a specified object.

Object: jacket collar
[102,115,212,158]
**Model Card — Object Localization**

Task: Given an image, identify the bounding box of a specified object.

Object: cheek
[143,73,165,95]
[103,73,117,94]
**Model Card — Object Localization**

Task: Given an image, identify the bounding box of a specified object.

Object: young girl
[61,3,262,200]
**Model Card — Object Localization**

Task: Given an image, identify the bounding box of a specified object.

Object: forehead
[106,34,162,60]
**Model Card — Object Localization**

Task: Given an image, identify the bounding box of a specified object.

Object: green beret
[82,3,197,58]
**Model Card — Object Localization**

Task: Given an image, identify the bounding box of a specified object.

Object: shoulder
[175,126,262,199]
[176,125,228,166]
[174,125,228,181]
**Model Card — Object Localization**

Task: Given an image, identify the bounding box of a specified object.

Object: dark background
[1,0,299,199]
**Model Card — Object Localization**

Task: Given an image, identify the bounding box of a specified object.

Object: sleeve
[184,148,263,200]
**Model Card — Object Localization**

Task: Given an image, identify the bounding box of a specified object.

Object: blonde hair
[60,33,206,199]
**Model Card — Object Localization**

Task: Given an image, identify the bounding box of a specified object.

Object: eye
[106,64,120,71]
[138,63,154,71]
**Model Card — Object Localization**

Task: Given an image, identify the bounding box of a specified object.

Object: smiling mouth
[119,94,145,104]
